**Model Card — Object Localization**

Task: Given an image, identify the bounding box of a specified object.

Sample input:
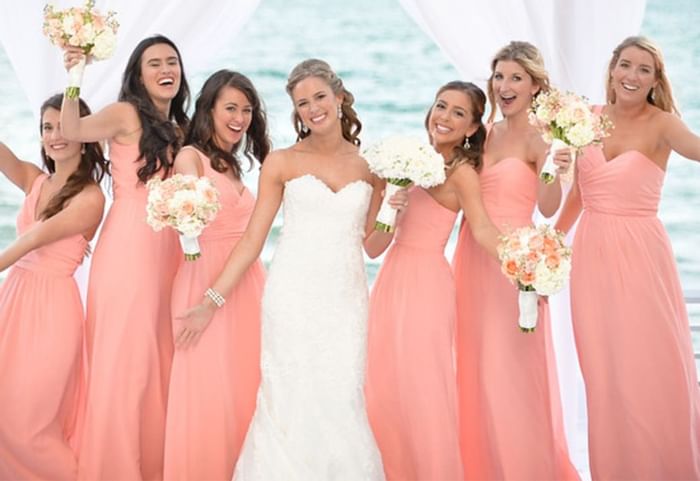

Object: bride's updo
[286,59,362,146]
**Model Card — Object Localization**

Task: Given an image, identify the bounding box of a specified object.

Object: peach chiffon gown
[164,147,265,480]
[571,143,700,480]
[0,174,87,480]
[452,155,579,480]
[78,141,179,480]
[366,186,463,480]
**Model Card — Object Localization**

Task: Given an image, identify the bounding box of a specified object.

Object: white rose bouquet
[362,135,445,232]
[529,88,612,183]
[43,0,119,99]
[497,224,572,332]
[146,174,221,261]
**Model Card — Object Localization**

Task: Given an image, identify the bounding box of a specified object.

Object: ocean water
[1,0,698,295]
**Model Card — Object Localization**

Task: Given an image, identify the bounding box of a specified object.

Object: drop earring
[337,105,343,119]
[463,136,471,149]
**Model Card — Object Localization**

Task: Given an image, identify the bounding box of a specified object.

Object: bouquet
[529,88,612,183]
[497,224,572,332]
[43,0,119,99]
[146,174,221,261]
[362,135,445,232]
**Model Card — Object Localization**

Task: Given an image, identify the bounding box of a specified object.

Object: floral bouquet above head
[362,135,445,232]
[43,0,119,99]
[497,224,572,332]
[146,174,221,261]
[529,88,613,184]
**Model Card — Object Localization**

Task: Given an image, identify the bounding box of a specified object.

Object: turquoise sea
[1,0,698,299]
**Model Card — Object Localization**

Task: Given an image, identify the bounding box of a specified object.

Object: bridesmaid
[366,81,501,481]
[61,35,190,480]
[452,41,580,480]
[0,94,106,480]
[556,36,700,480]
[163,70,270,480]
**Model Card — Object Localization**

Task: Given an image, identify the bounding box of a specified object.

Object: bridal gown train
[232,173,385,481]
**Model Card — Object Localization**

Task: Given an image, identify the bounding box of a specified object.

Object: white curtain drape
[0,0,262,301]
[397,0,647,473]
[0,0,262,114]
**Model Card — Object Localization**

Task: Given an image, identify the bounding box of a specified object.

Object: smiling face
[491,60,541,118]
[610,46,657,105]
[210,86,253,152]
[428,89,477,151]
[41,107,81,163]
[139,43,182,105]
[291,75,342,135]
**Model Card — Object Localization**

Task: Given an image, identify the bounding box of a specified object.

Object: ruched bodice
[393,187,456,252]
[180,146,255,241]
[13,174,87,277]
[578,147,663,217]
[480,157,538,227]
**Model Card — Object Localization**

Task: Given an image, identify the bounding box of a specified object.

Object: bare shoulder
[260,148,293,181]
[75,182,106,206]
[447,162,479,188]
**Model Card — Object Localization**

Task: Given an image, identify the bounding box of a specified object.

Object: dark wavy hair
[425,81,487,171]
[285,58,362,146]
[185,70,271,178]
[39,93,108,219]
[118,34,190,183]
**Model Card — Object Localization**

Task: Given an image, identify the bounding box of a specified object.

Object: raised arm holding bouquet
[43,0,118,99]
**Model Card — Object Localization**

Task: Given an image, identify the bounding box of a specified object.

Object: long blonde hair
[285,59,362,146]
[606,36,678,115]
[487,41,550,123]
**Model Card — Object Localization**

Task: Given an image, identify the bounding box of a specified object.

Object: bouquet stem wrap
[375,178,410,232]
[540,138,568,184]
[517,288,538,332]
[179,234,201,261]
[66,57,85,100]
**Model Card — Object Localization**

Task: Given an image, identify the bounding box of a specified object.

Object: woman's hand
[175,300,217,350]
[386,186,410,224]
[552,147,573,176]
[63,46,87,72]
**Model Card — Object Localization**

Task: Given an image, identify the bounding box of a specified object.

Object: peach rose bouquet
[529,88,612,183]
[146,174,221,261]
[43,0,119,99]
[497,224,572,332]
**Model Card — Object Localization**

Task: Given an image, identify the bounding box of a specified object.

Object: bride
[179,58,404,479]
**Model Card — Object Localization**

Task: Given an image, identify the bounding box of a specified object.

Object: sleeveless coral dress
[164,147,265,480]
[0,174,88,480]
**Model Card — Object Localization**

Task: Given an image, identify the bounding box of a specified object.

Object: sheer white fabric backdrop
[0,0,262,302]
[397,0,647,476]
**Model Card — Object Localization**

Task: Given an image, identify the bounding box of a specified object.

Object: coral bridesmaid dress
[452,156,579,480]
[571,144,700,480]
[78,141,179,480]
[164,147,265,480]
[0,174,86,480]
[366,186,463,481]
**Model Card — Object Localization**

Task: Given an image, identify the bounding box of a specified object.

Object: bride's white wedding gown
[233,174,385,481]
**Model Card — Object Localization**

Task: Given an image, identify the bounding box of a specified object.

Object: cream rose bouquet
[497,224,572,332]
[362,135,445,232]
[146,174,221,261]
[43,0,119,99]
[529,88,612,183]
